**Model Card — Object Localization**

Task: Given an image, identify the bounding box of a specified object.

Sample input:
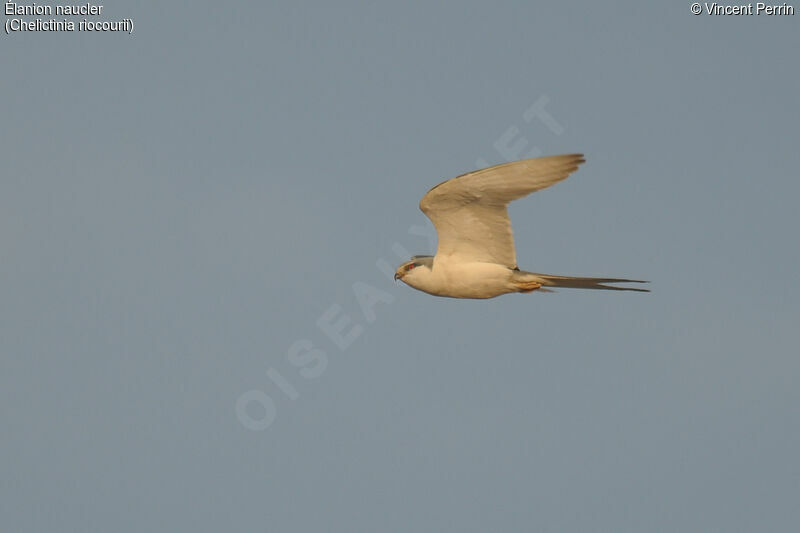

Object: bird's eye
[407,264,415,270]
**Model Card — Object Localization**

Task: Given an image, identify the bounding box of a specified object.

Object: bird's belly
[429,261,515,299]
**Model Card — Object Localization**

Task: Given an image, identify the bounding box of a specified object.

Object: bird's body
[394,154,648,299]
[401,256,520,299]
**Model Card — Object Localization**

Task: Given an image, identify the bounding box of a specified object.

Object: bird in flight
[394,154,648,298]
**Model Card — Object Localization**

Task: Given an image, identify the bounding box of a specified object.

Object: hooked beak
[394,272,400,281]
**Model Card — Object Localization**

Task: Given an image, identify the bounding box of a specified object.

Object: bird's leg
[515,280,542,293]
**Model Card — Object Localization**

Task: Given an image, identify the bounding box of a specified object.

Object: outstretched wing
[419,154,585,268]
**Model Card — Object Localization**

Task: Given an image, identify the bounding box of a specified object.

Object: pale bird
[394,154,648,298]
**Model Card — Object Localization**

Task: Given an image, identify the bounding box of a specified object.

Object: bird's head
[394,256,433,285]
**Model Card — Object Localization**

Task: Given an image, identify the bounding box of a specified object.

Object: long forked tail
[518,272,650,292]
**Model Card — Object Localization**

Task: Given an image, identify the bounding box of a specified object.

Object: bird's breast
[417,259,516,299]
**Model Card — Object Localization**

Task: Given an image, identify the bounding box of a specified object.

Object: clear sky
[2,2,798,531]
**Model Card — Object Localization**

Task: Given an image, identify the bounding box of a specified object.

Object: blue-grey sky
[2,2,798,531]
